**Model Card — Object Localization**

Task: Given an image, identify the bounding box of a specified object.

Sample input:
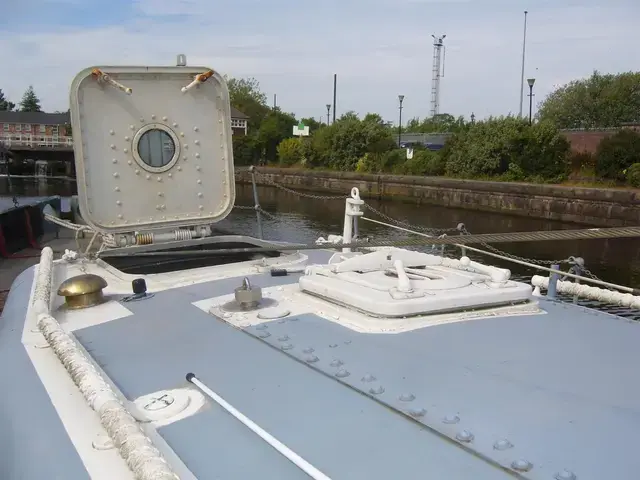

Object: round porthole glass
[136,128,176,168]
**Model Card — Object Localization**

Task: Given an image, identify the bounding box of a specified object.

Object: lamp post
[527,78,535,125]
[326,104,331,125]
[470,112,476,124]
[398,95,405,147]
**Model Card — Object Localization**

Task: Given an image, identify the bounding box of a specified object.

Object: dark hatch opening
[101,241,282,275]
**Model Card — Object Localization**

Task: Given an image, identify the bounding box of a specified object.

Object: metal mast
[430,34,446,118]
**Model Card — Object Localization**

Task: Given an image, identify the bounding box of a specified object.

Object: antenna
[430,34,446,118]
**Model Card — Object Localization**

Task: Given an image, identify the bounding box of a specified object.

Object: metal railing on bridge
[0,134,73,149]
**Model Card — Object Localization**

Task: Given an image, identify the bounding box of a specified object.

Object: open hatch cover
[69,65,235,234]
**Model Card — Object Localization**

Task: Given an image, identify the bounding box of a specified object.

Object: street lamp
[398,95,405,147]
[527,78,536,125]
[326,104,331,125]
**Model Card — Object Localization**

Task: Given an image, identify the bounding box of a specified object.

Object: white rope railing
[531,275,640,309]
[32,247,180,480]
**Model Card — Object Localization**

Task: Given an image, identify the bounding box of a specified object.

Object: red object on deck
[0,205,44,259]
[0,226,8,258]
[24,208,40,250]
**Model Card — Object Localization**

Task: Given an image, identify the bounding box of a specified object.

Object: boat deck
[73,268,517,480]
[3,245,640,479]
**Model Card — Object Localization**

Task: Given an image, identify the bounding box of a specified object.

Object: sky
[1,0,639,124]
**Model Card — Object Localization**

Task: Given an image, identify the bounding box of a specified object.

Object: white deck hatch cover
[299,253,533,318]
[69,66,235,233]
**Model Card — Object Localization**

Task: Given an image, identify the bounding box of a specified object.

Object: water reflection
[2,177,639,287]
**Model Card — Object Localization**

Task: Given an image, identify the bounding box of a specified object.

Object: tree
[300,117,321,133]
[362,113,385,125]
[276,137,304,166]
[306,112,396,171]
[442,116,570,181]
[19,85,42,112]
[537,71,640,129]
[338,111,359,122]
[595,129,640,181]
[0,89,15,111]
[233,135,260,166]
[225,77,269,131]
[257,110,297,163]
[405,113,468,133]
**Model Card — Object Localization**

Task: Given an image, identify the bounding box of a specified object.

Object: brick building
[0,108,249,147]
[0,111,72,148]
[561,124,640,154]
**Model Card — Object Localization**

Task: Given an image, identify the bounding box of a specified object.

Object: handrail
[0,134,73,148]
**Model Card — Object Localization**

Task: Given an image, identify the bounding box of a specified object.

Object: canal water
[3,176,640,319]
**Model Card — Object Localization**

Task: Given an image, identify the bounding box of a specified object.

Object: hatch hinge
[112,225,212,247]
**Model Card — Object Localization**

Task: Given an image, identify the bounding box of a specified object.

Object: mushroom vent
[57,274,108,310]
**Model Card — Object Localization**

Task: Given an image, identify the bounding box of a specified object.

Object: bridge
[0,134,73,152]
[0,135,75,176]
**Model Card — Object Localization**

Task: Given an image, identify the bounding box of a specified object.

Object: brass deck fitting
[57,274,108,309]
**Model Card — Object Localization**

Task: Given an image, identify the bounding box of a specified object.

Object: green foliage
[396,150,446,176]
[258,110,297,164]
[226,77,269,131]
[567,151,595,173]
[405,113,469,133]
[303,112,396,171]
[356,150,404,174]
[223,70,633,187]
[354,148,445,177]
[516,120,572,179]
[224,76,299,165]
[232,135,259,166]
[19,85,41,112]
[538,71,640,129]
[595,129,640,181]
[0,89,15,111]
[276,138,303,166]
[442,116,570,181]
[625,163,640,188]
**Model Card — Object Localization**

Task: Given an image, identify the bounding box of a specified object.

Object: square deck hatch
[69,65,235,234]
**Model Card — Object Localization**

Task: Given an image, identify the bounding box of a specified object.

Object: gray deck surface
[3,246,639,479]
[74,271,516,480]
[0,267,91,480]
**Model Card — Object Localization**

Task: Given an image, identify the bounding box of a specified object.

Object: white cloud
[0,1,638,123]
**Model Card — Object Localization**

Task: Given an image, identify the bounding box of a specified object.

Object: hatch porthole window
[132,124,180,173]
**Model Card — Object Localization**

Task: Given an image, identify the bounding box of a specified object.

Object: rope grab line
[99,225,640,255]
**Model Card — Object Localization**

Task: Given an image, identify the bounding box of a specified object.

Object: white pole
[186,374,332,480]
[342,197,354,253]
[518,10,528,117]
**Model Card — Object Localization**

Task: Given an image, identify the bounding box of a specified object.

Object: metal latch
[234,277,262,309]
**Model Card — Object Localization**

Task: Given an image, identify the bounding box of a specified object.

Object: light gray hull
[0,267,90,480]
